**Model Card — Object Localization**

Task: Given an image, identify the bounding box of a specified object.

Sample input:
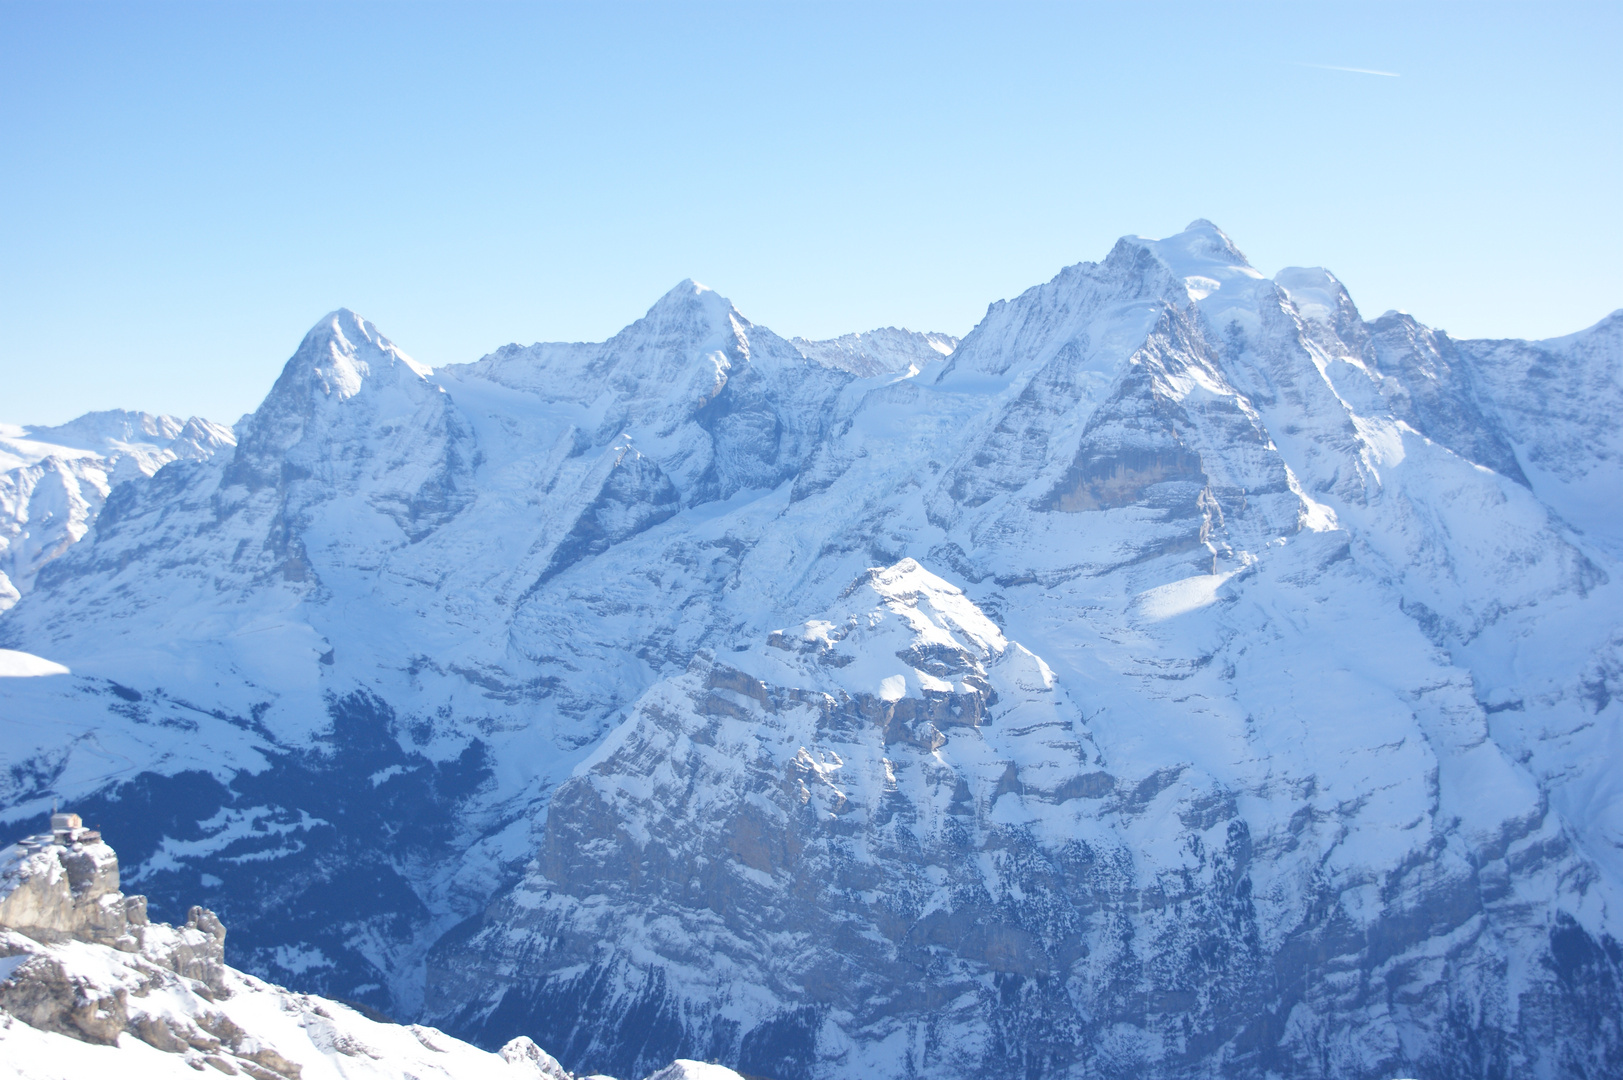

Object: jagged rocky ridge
[0,816,742,1080]
[0,412,235,611]
[0,223,1620,1079]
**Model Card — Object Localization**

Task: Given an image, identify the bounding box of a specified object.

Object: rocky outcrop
[0,824,748,1080]
[0,830,129,949]
[0,817,239,1059]
[501,1035,574,1079]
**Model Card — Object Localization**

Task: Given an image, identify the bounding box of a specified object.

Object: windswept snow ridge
[1,224,1621,1079]
[0,411,234,610]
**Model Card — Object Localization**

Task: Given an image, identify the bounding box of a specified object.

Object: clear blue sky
[3,1,1619,426]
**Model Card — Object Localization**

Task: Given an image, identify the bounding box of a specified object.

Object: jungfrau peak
[0,221,1620,1079]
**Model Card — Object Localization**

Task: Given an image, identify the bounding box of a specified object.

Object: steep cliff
[1,224,1619,1078]
[0,823,730,1080]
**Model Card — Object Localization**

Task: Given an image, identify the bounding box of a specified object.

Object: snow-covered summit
[0,411,233,477]
[2,223,1622,1079]
[19,412,206,457]
[0,411,234,612]
[1126,218,1266,306]
[304,308,434,392]
[752,557,1012,704]
[235,308,433,452]
[640,278,731,323]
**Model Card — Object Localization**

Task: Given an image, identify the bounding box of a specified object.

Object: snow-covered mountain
[0,411,235,610]
[0,816,739,1080]
[1,222,1620,1079]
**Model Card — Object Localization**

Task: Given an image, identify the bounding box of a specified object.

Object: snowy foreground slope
[0,820,739,1080]
[1,222,1621,1079]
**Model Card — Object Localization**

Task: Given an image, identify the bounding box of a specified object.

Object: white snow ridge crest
[1,221,1621,1080]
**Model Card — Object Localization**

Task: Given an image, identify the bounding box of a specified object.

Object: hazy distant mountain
[2,222,1619,1079]
[0,411,234,610]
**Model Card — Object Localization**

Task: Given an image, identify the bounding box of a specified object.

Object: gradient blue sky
[3,1,1620,425]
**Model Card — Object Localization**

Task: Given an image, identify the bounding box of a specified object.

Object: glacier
[0,221,1620,1079]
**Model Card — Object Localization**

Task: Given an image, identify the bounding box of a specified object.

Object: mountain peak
[781,558,1011,687]
[22,409,185,451]
[792,326,959,377]
[1276,265,1362,333]
[610,278,747,360]
[1129,218,1264,302]
[224,309,436,476]
[290,309,430,400]
[8,223,1621,1080]
[1153,219,1251,267]
[644,278,727,317]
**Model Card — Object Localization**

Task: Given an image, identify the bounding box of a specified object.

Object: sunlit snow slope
[0,412,234,611]
[1,224,1620,1080]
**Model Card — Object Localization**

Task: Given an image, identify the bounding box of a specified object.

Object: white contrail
[1290,61,1400,78]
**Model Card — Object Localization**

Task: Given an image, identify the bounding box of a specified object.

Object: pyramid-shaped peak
[826,558,1008,658]
[297,308,370,353]
[302,308,383,352]
[262,309,431,409]
[615,279,748,352]
[657,277,710,301]
[643,278,733,319]
[296,310,429,383]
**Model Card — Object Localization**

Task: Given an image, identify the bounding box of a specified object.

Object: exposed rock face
[428,562,1110,1078]
[0,831,128,948]
[0,822,231,1051]
[501,1035,574,1080]
[427,560,1620,1080]
[0,826,646,1080]
[2,224,1622,1078]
